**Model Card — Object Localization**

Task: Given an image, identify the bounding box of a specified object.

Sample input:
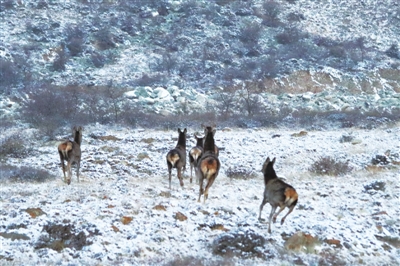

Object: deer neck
[177,134,186,149]
[196,139,204,147]
[203,133,215,153]
[74,131,82,145]
[263,167,278,182]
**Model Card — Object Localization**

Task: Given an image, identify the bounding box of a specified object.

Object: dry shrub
[0,164,55,183]
[309,156,353,176]
[225,167,258,180]
[0,134,32,159]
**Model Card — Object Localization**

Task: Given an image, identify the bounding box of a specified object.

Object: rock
[212,229,266,258]
[153,205,167,211]
[371,155,389,165]
[291,131,308,137]
[153,87,171,99]
[124,90,137,99]
[0,232,31,241]
[24,208,46,218]
[137,86,153,98]
[324,238,342,248]
[174,212,187,221]
[351,139,362,145]
[284,231,320,253]
[121,216,133,225]
[363,180,386,194]
[35,223,95,252]
[167,85,181,97]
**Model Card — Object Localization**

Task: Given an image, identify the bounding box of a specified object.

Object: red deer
[57,126,83,185]
[196,126,220,203]
[189,134,204,184]
[166,128,187,189]
[201,124,219,157]
[259,157,298,233]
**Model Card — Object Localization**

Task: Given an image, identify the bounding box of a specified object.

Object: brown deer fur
[196,127,220,203]
[201,124,219,157]
[166,128,187,189]
[259,157,298,233]
[57,126,82,185]
[189,134,204,184]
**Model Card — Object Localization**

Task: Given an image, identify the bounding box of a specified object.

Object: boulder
[153,87,171,99]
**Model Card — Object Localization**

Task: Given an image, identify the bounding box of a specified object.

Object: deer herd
[58,125,298,233]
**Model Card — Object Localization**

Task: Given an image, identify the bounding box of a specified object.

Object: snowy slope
[1,124,399,265]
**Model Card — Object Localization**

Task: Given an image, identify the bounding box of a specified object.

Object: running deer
[189,134,204,184]
[201,124,219,157]
[57,126,83,185]
[196,126,220,203]
[259,157,298,233]
[166,128,187,189]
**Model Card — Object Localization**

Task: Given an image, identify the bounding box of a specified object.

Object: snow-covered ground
[1,124,400,265]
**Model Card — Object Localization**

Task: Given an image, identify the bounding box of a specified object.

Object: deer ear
[183,128,187,133]
[178,128,181,133]
[272,157,276,165]
[262,157,269,172]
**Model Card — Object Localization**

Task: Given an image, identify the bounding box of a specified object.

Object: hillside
[1,0,400,92]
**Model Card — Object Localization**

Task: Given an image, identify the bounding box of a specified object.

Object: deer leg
[59,152,67,182]
[168,165,172,190]
[198,176,204,202]
[66,160,72,185]
[268,206,277,234]
[194,167,199,184]
[190,163,193,184]
[177,167,184,187]
[272,205,286,223]
[203,175,216,203]
[259,195,268,221]
[280,205,296,225]
[76,160,80,183]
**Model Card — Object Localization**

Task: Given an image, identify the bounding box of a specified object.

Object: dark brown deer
[196,126,220,203]
[259,157,298,233]
[166,128,187,189]
[201,124,219,157]
[57,126,83,185]
[189,134,204,184]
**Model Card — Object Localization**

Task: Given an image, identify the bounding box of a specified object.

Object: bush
[385,44,400,59]
[262,1,281,27]
[212,229,266,259]
[275,27,305,45]
[90,52,106,68]
[0,58,22,89]
[225,167,257,180]
[0,0,15,11]
[0,134,32,159]
[65,24,87,57]
[309,156,353,176]
[0,163,55,183]
[21,84,80,137]
[339,134,354,143]
[94,27,116,50]
[239,22,262,46]
[52,47,69,72]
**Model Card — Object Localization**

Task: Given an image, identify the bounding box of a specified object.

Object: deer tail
[62,150,69,160]
[284,187,298,207]
[167,152,180,167]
